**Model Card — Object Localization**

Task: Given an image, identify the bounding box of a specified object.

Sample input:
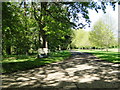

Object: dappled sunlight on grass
[1,58,35,63]
[79,49,120,63]
[1,51,71,73]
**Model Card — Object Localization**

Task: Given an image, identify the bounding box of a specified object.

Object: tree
[71,29,91,49]
[31,1,116,49]
[2,1,117,55]
[2,2,20,55]
[31,2,73,50]
[2,2,38,55]
[89,19,116,51]
[102,13,118,48]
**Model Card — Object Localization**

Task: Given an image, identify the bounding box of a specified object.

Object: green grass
[79,49,120,63]
[1,51,71,74]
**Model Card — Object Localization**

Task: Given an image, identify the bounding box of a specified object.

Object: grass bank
[1,51,71,74]
[79,49,120,63]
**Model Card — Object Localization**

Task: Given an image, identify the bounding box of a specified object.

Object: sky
[83,2,118,37]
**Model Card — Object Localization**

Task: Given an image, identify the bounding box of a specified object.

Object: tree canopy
[89,19,116,51]
[71,29,91,48]
[2,1,117,55]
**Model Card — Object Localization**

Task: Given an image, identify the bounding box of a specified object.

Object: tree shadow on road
[1,52,120,89]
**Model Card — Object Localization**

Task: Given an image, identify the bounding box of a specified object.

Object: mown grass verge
[79,49,120,63]
[1,51,71,74]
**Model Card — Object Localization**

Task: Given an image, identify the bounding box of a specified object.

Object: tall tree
[31,1,116,49]
[2,1,117,54]
[71,29,91,48]
[31,2,73,49]
[89,19,115,51]
[2,2,37,55]
[2,2,20,55]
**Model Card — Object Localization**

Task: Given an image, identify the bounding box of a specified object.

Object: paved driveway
[1,51,120,89]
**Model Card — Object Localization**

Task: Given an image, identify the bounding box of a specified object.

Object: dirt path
[1,51,120,89]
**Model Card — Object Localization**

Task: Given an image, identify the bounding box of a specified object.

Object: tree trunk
[39,23,48,48]
[32,2,48,49]
[24,1,29,55]
[38,30,41,48]
[106,47,108,52]
[42,34,48,48]
[6,45,11,55]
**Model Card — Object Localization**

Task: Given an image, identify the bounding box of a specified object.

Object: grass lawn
[1,51,71,74]
[79,49,120,63]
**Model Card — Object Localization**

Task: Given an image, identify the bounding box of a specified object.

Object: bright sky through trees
[84,2,118,38]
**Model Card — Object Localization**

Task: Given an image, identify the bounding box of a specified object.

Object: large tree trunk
[42,35,47,48]
[6,45,11,55]
[32,2,48,49]
[39,23,48,48]
[38,30,41,48]
[40,29,48,48]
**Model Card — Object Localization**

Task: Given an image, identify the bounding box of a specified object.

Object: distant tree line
[70,19,118,51]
